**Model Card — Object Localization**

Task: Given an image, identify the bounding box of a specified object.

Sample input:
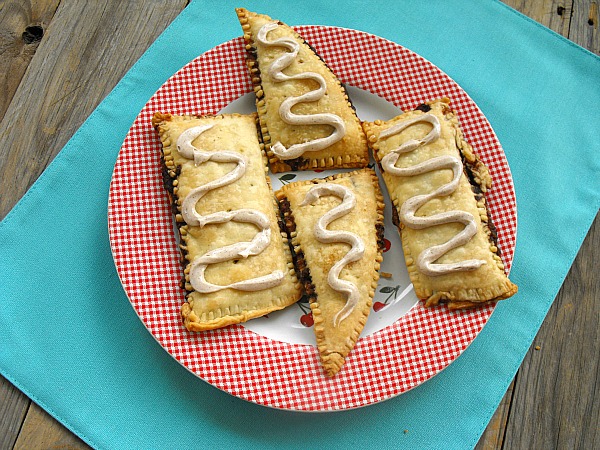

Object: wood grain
[0,0,187,220]
[14,403,89,450]
[475,382,515,449]
[501,0,573,35]
[477,0,599,448]
[571,0,600,52]
[502,213,599,449]
[0,0,186,447]
[0,0,60,121]
[0,1,598,449]
[0,377,30,450]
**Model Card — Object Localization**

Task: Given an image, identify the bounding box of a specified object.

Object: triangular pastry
[362,99,518,309]
[276,169,385,376]
[152,112,303,330]
[236,8,369,173]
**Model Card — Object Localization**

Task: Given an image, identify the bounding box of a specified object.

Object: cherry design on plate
[107,23,517,412]
[382,238,392,252]
[300,312,314,327]
[373,284,402,312]
[296,295,314,327]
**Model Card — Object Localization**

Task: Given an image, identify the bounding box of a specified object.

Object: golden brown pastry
[152,112,302,330]
[276,169,385,376]
[363,99,517,309]
[236,8,369,173]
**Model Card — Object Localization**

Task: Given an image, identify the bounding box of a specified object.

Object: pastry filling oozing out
[278,196,317,303]
[278,183,385,325]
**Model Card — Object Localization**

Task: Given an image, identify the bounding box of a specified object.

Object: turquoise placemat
[1,1,599,448]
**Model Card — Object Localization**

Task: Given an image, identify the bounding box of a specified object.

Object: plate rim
[107,24,517,412]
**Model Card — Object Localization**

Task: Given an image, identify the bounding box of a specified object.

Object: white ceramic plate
[108,26,517,411]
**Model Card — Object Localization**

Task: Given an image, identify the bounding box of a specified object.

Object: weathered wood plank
[571,0,600,53]
[0,0,60,414]
[502,212,599,449]
[475,381,515,450]
[501,0,573,35]
[0,376,30,450]
[505,1,598,447]
[478,1,574,448]
[477,0,598,450]
[2,1,598,448]
[0,0,188,221]
[14,402,90,450]
[480,220,600,450]
[0,0,187,446]
[0,0,61,121]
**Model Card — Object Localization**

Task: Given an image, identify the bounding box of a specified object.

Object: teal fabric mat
[1,1,599,448]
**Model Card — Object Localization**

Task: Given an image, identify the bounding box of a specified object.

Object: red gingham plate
[108,26,517,411]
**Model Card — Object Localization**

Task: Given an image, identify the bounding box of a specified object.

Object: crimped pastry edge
[362,99,517,310]
[152,112,302,331]
[236,8,369,173]
[275,168,385,376]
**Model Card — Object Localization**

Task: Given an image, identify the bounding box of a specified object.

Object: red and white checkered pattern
[108,27,517,411]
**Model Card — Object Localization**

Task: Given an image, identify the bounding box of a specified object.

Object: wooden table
[0,1,597,448]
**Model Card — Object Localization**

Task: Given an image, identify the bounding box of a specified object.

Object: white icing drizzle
[176,124,284,293]
[380,113,486,276]
[256,22,346,160]
[301,184,365,326]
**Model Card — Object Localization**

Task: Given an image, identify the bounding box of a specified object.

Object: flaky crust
[363,99,517,309]
[153,112,302,330]
[276,169,385,376]
[236,8,369,173]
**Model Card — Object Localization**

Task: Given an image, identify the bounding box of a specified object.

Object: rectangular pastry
[362,99,517,309]
[276,169,385,376]
[152,112,303,331]
[237,8,369,173]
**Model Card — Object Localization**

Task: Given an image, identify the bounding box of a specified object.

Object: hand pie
[276,169,385,376]
[152,112,302,331]
[363,99,517,309]
[236,8,369,173]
